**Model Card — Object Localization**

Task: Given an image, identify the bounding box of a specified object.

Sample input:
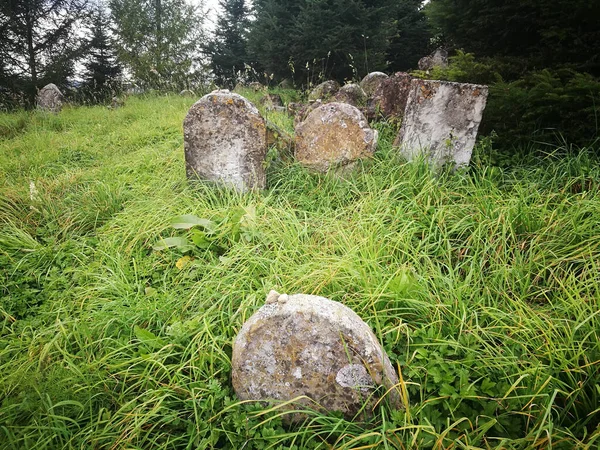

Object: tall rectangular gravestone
[394,79,488,168]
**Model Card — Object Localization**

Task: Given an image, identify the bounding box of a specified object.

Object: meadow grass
[0,94,599,449]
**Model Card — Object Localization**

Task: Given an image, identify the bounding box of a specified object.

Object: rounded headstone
[183,90,267,191]
[232,291,401,421]
[332,83,367,107]
[308,80,340,102]
[36,83,63,113]
[295,102,378,172]
[360,72,388,96]
[418,48,449,71]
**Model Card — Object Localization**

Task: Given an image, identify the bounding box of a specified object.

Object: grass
[0,94,599,449]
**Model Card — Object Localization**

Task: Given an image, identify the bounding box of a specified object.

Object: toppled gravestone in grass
[359,71,388,96]
[232,291,401,422]
[394,79,488,168]
[183,90,267,191]
[365,72,414,120]
[36,83,64,113]
[295,102,378,172]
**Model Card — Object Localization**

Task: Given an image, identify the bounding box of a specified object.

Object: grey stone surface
[332,83,367,107]
[395,79,488,168]
[295,102,378,173]
[36,84,63,113]
[360,72,388,96]
[308,80,340,102]
[418,48,449,71]
[232,291,401,421]
[259,93,283,110]
[183,90,267,191]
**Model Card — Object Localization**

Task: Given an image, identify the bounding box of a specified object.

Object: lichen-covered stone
[232,291,401,421]
[394,79,488,168]
[308,80,340,102]
[418,48,448,71]
[295,102,378,173]
[366,72,413,119]
[36,84,63,113]
[332,83,367,107]
[183,90,267,191]
[360,72,388,96]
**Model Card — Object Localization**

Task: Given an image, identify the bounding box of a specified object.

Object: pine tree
[0,0,88,105]
[82,4,122,102]
[205,0,250,88]
[387,0,431,72]
[247,0,396,84]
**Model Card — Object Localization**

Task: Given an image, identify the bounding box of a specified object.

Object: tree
[386,0,431,72]
[109,0,204,90]
[205,0,250,88]
[247,0,396,84]
[425,0,600,77]
[0,0,88,104]
[82,3,121,102]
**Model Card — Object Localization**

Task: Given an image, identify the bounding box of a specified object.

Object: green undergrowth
[0,95,599,449]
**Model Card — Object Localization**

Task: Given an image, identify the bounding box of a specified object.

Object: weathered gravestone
[332,83,367,108]
[36,84,64,113]
[232,291,401,421]
[394,79,488,168]
[359,71,388,96]
[183,90,267,191]
[308,80,340,102]
[418,48,449,71]
[365,72,413,120]
[295,102,378,172]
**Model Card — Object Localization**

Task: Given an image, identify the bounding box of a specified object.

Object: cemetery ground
[1,92,599,449]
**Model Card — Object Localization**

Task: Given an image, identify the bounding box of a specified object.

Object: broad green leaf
[152,236,193,252]
[171,215,216,231]
[134,325,165,350]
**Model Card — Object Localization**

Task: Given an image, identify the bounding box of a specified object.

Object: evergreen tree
[0,0,88,105]
[386,0,431,72]
[82,4,121,102]
[205,0,250,88]
[109,0,204,89]
[247,0,396,84]
[426,0,600,76]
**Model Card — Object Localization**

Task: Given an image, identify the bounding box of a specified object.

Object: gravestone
[259,93,283,110]
[36,84,63,113]
[332,83,367,107]
[394,79,488,168]
[308,80,340,102]
[366,72,413,120]
[360,71,388,96]
[232,291,401,421]
[295,102,378,172]
[418,48,448,71]
[183,90,267,191]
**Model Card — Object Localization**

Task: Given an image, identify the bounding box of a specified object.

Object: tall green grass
[0,95,599,449]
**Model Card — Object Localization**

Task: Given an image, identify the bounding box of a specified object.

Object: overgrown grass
[0,94,599,449]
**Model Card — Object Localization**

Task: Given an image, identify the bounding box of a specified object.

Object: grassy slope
[0,94,599,449]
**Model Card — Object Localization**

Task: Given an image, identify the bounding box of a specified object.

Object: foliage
[386,0,431,72]
[248,0,396,84]
[204,0,250,88]
[80,3,122,103]
[109,0,205,90]
[0,0,89,105]
[1,96,600,448]
[425,0,600,77]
